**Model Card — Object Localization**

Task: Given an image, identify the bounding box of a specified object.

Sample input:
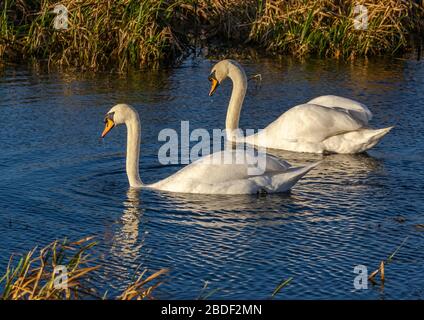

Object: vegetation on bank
[0,0,423,70]
[251,0,424,58]
[0,237,167,300]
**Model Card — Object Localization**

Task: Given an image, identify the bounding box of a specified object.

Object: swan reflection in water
[104,151,386,295]
[148,151,385,228]
[105,188,146,292]
[110,188,144,262]
[109,151,384,235]
[265,149,384,179]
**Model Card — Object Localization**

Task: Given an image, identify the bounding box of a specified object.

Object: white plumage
[101,104,319,194]
[209,60,393,154]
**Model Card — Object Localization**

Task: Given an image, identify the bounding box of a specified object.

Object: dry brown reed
[0,236,167,300]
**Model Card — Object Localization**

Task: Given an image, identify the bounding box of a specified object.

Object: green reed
[0,0,423,70]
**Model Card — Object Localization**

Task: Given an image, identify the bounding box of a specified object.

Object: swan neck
[126,115,143,188]
[226,64,247,132]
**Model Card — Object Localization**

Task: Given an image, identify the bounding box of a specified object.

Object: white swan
[100,103,319,195]
[208,59,393,154]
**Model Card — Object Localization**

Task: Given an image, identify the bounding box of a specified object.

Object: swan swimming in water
[101,103,319,194]
[208,59,393,154]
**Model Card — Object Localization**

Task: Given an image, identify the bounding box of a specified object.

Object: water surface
[0,56,423,299]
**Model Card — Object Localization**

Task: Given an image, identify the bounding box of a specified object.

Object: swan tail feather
[323,126,393,154]
[269,161,321,193]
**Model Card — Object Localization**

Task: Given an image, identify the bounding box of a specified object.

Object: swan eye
[101,112,116,138]
[208,70,217,82]
[104,112,115,123]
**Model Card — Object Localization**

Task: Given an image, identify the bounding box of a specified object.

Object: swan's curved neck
[125,115,143,188]
[226,64,247,132]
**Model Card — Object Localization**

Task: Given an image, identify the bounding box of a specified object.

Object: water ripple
[1,58,423,299]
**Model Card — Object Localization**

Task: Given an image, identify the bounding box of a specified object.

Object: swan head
[208,59,244,96]
[208,60,232,96]
[101,103,139,138]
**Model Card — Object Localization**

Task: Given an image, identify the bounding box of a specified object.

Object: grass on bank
[250,0,424,59]
[0,0,191,71]
[0,237,167,300]
[0,1,423,69]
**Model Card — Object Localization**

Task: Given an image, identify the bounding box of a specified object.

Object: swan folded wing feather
[149,150,293,194]
[329,107,368,127]
[307,95,373,124]
[156,162,318,194]
[263,103,365,144]
[190,150,290,175]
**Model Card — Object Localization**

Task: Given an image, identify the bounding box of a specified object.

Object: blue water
[0,57,423,299]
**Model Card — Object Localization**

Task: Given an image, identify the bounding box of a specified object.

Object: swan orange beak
[209,78,219,96]
[101,118,115,138]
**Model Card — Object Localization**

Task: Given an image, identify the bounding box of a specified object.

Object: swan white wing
[257,103,365,145]
[153,150,289,185]
[148,150,314,194]
[307,95,372,125]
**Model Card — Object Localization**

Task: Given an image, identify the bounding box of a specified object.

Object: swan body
[101,104,319,194]
[208,60,393,154]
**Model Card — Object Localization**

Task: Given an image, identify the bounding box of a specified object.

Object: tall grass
[0,0,423,70]
[250,0,424,59]
[0,237,167,300]
[0,0,188,71]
